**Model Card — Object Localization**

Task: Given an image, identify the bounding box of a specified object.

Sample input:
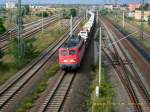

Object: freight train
[58,11,95,70]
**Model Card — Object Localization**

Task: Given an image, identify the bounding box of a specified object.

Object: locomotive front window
[61,50,67,56]
[69,50,75,55]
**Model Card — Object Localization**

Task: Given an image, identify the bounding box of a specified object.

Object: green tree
[137,3,149,11]
[0,7,6,12]
[62,8,77,19]
[8,38,39,67]
[24,5,30,15]
[69,8,77,17]
[148,16,150,27]
[43,12,49,17]
[24,38,39,63]
[100,9,108,15]
[49,11,53,15]
[36,12,49,17]
[0,49,4,60]
[21,7,26,17]
[0,18,6,34]
[0,49,5,69]
[8,38,19,61]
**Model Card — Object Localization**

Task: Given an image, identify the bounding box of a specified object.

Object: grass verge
[105,14,150,50]
[89,63,115,112]
[0,20,67,86]
[16,61,59,112]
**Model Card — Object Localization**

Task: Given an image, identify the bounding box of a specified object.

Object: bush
[0,48,5,68]
[8,38,39,67]
[69,8,77,17]
[0,49,4,59]
[148,16,150,27]
[100,9,108,15]
[24,5,30,15]
[17,61,59,112]
[36,12,49,17]
[63,8,77,19]
[0,18,6,34]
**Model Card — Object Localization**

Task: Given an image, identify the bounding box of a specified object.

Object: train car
[59,11,96,70]
[83,23,92,32]
[59,35,85,70]
[78,12,96,43]
[78,30,89,42]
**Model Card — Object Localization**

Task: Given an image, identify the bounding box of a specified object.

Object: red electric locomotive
[59,35,85,70]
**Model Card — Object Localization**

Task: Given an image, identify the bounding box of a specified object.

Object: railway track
[107,22,150,111]
[115,15,150,39]
[101,25,143,111]
[0,16,59,50]
[0,18,83,111]
[39,70,75,112]
[0,15,59,42]
[102,48,143,112]
[100,15,150,112]
[0,17,60,51]
[123,21,150,38]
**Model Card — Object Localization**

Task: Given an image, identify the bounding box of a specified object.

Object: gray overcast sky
[0,0,147,4]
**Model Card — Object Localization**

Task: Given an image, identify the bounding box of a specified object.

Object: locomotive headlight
[70,59,76,62]
[63,60,67,62]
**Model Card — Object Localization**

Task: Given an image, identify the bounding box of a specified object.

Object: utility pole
[18,0,24,63]
[123,11,125,28]
[99,27,102,85]
[95,27,102,98]
[149,0,150,15]
[42,11,44,33]
[140,0,144,40]
[86,10,88,20]
[70,15,73,37]
[9,30,12,40]
[96,11,99,25]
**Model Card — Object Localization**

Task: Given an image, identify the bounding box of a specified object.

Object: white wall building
[6,2,16,9]
[104,4,113,10]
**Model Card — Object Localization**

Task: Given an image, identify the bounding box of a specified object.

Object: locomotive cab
[59,35,85,70]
